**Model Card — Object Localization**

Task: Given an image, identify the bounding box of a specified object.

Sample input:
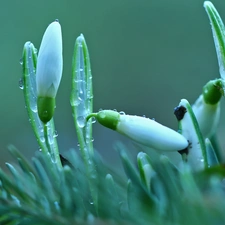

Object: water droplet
[19,58,23,65]
[77,116,86,128]
[87,91,93,99]
[99,111,106,119]
[98,108,103,112]
[91,117,96,123]
[142,115,146,118]
[31,105,37,113]
[70,97,81,107]
[39,127,44,133]
[43,111,48,116]
[199,157,204,163]
[40,136,45,143]
[87,138,94,144]
[48,134,54,145]
[151,118,156,121]
[53,130,58,138]
[50,152,56,163]
[39,148,42,152]
[119,111,126,115]
[113,109,117,112]
[19,78,24,90]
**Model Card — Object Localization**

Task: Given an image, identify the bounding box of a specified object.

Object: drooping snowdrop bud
[87,110,188,151]
[192,79,223,138]
[36,20,63,123]
[174,99,207,170]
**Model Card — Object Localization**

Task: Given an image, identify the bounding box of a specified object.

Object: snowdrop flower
[87,110,188,151]
[36,20,63,123]
[192,79,222,138]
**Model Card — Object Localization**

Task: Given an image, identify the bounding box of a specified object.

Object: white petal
[117,115,188,151]
[192,95,220,138]
[36,21,63,98]
[177,99,206,170]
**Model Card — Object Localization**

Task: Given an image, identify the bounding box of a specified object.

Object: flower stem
[43,123,62,168]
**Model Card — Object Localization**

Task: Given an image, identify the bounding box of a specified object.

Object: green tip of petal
[203,79,223,105]
[37,97,55,123]
[95,110,120,130]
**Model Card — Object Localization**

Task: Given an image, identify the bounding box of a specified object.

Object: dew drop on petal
[119,111,126,115]
[99,111,106,119]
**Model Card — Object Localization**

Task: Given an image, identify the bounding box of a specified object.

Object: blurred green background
[1,0,225,165]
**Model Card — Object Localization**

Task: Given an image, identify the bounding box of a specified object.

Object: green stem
[86,113,97,122]
[43,123,62,168]
[44,124,51,153]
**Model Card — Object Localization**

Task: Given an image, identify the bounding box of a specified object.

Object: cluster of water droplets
[71,35,94,147]
[71,46,87,129]
[19,42,38,113]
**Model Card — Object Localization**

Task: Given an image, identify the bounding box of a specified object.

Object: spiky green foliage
[1,146,225,225]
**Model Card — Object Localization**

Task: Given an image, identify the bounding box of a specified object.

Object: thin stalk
[43,123,62,168]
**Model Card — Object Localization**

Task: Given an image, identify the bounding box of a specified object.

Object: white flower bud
[92,110,188,151]
[117,114,188,151]
[192,79,222,138]
[36,20,63,98]
[192,95,220,138]
[36,20,63,123]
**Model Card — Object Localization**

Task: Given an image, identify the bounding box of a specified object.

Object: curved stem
[86,113,97,122]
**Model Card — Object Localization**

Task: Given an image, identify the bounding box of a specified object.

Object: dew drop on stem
[19,58,23,65]
[77,116,86,128]
[19,78,24,90]
[53,130,58,138]
[91,117,96,123]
